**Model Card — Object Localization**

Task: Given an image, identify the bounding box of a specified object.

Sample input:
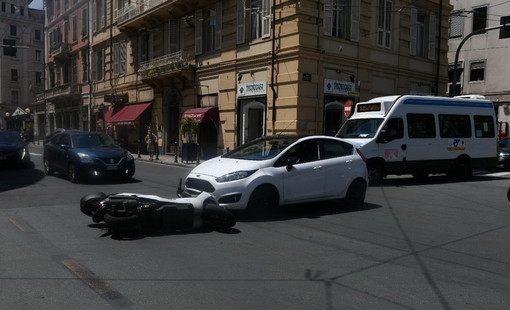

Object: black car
[43,131,135,183]
[498,138,510,169]
[0,131,31,167]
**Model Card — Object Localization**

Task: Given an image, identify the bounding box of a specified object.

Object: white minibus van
[336,95,497,183]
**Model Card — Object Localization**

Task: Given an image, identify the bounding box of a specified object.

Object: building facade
[37,0,91,140]
[0,0,44,137]
[448,0,510,136]
[41,0,452,158]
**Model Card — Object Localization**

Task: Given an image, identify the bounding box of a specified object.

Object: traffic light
[3,39,17,57]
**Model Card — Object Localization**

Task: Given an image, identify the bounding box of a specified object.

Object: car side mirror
[376,130,387,143]
[286,156,300,171]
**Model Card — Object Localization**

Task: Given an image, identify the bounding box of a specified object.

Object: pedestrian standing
[145,128,157,160]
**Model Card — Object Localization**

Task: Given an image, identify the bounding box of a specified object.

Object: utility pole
[451,23,509,97]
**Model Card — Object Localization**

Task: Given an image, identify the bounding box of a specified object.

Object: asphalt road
[1,144,509,310]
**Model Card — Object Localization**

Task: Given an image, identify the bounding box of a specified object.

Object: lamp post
[451,23,509,97]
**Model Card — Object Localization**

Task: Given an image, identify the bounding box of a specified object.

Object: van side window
[439,114,471,138]
[474,115,495,138]
[380,118,404,141]
[407,114,436,138]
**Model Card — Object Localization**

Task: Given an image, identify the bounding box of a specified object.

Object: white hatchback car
[180,135,368,214]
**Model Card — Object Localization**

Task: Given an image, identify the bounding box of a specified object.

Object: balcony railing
[138,51,195,79]
[115,0,166,24]
[50,42,70,58]
[45,84,81,99]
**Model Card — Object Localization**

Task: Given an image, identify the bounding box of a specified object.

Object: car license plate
[106,165,118,170]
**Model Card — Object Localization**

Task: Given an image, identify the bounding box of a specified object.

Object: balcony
[50,42,70,59]
[45,84,81,101]
[138,51,195,80]
[115,0,194,32]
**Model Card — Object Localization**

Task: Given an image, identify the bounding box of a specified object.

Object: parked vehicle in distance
[498,137,510,169]
[336,95,498,183]
[43,131,135,183]
[179,135,368,215]
[0,131,31,167]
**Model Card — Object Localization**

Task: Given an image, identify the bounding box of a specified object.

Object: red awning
[104,102,151,125]
[181,107,219,124]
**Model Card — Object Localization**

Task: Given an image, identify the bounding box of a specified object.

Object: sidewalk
[135,152,199,168]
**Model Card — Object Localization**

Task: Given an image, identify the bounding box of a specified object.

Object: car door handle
[346,160,353,164]
[313,166,322,171]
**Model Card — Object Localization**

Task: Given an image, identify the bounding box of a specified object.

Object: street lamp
[451,23,510,97]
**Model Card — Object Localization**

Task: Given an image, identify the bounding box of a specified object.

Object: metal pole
[452,23,508,97]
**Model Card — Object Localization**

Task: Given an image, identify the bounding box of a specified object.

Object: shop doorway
[240,100,265,145]
[324,101,345,136]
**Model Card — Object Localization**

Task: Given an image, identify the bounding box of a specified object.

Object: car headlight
[127,152,134,160]
[499,152,510,161]
[77,152,94,163]
[215,170,257,183]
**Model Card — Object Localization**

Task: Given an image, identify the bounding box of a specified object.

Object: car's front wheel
[246,184,279,217]
[43,159,54,176]
[68,164,79,183]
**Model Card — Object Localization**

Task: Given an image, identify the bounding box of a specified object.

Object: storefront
[237,81,267,145]
[104,102,152,153]
[323,79,358,136]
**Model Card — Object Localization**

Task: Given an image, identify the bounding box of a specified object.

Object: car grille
[97,156,124,165]
[185,178,215,192]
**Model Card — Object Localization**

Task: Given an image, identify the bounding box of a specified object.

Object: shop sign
[238,81,267,97]
[324,79,355,96]
[104,94,129,104]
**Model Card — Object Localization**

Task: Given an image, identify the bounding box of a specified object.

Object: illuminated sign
[357,103,381,112]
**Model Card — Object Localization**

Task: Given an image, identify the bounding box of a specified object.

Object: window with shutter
[449,10,464,38]
[195,9,203,55]
[167,20,180,54]
[237,0,245,44]
[377,0,392,48]
[215,1,222,50]
[350,0,360,42]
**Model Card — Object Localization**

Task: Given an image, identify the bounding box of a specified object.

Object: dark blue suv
[43,131,135,183]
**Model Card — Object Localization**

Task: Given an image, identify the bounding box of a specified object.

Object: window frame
[377,0,392,48]
[472,6,487,33]
[407,113,436,139]
[469,60,485,82]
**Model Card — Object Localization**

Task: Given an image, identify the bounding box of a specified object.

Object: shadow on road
[87,222,240,240]
[374,173,508,187]
[0,163,44,192]
[235,201,382,223]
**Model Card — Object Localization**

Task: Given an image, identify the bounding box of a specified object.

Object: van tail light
[356,148,367,163]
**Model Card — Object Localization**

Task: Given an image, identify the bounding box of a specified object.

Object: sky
[29,0,43,10]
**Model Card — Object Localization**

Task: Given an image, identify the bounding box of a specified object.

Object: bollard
[174,142,178,163]
[197,143,200,164]
[137,140,141,158]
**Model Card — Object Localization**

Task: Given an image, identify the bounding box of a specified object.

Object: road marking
[9,218,34,233]
[57,256,132,307]
[29,152,42,157]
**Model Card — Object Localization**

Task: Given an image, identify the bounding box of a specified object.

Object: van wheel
[448,160,472,179]
[344,179,367,208]
[368,166,383,185]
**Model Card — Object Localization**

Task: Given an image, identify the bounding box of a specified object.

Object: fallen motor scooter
[80,191,236,233]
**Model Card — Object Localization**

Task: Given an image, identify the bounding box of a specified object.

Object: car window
[0,132,21,142]
[278,140,319,165]
[319,139,353,160]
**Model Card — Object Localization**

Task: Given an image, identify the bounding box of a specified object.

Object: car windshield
[223,136,298,160]
[0,131,22,143]
[336,118,384,138]
[72,133,117,148]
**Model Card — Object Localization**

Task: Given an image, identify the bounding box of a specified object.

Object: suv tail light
[356,148,367,163]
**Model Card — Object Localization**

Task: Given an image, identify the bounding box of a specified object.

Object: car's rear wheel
[246,184,279,217]
[344,178,367,208]
[68,164,79,183]
[44,159,54,176]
